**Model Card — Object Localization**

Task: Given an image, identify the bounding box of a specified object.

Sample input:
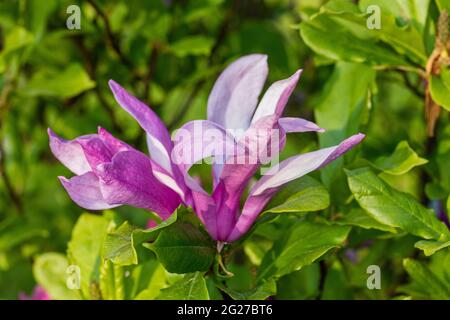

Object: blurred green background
[0,0,449,299]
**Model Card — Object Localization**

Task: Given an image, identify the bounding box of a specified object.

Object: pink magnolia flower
[49,54,364,244]
[19,285,51,300]
[172,54,365,242]
[48,81,188,220]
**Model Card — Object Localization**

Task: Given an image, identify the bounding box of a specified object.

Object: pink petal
[108,80,173,173]
[59,172,118,210]
[278,117,325,133]
[96,150,181,219]
[207,54,268,132]
[48,128,91,175]
[214,115,282,240]
[251,70,302,124]
[98,126,132,153]
[226,133,365,242]
[76,137,114,172]
[19,285,51,300]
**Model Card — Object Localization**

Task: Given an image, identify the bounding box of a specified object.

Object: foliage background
[0,0,449,300]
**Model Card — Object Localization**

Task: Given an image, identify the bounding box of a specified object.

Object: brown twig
[72,36,124,134]
[143,43,160,104]
[400,72,425,99]
[86,0,133,70]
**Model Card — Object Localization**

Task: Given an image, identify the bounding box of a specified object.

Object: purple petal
[185,175,219,240]
[98,126,132,153]
[172,119,242,185]
[207,54,268,132]
[226,133,365,242]
[252,133,365,194]
[59,172,119,210]
[76,137,114,172]
[108,80,173,173]
[213,115,282,240]
[96,150,181,219]
[251,70,302,124]
[278,117,325,133]
[48,128,91,175]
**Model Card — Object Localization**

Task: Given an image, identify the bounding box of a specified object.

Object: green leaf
[0,218,48,251]
[0,26,33,57]
[133,261,169,300]
[67,214,109,299]
[337,208,398,233]
[373,141,428,175]
[346,168,450,241]
[300,0,424,66]
[169,36,215,57]
[157,272,209,300]
[103,212,177,266]
[430,68,450,111]
[0,26,34,73]
[263,176,330,214]
[322,260,353,299]
[437,0,450,12]
[359,0,431,31]
[33,253,82,300]
[257,221,351,281]
[99,259,125,300]
[414,239,450,256]
[401,258,450,299]
[276,264,320,299]
[314,62,375,186]
[144,218,215,274]
[23,64,95,98]
[217,279,276,300]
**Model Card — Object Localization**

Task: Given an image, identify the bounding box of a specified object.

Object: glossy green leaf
[263,176,330,214]
[373,141,428,175]
[300,0,425,66]
[359,0,431,31]
[103,212,177,266]
[23,64,95,98]
[347,167,450,241]
[133,261,168,300]
[144,218,215,274]
[169,36,215,57]
[217,279,276,300]
[401,258,450,299]
[67,214,109,299]
[157,272,209,300]
[429,68,450,111]
[257,221,351,281]
[337,208,398,233]
[414,239,450,256]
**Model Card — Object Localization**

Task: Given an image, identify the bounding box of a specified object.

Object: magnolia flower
[48,81,188,220]
[49,54,364,245]
[173,54,365,242]
[19,285,51,300]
